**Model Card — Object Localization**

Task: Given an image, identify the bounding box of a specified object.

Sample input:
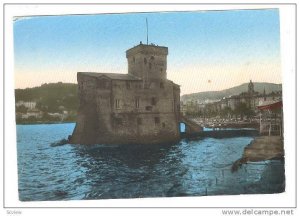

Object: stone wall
[71,74,180,144]
[127,44,168,85]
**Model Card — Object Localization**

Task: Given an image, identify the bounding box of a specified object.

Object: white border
[2,3,297,210]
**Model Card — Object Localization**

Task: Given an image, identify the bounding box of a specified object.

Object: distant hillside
[15,82,78,113]
[181,82,282,103]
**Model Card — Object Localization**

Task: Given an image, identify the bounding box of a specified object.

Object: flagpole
[146,18,148,45]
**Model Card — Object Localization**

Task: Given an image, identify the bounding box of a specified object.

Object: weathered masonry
[70,43,181,144]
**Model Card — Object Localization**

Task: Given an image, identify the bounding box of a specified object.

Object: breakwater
[231,136,284,172]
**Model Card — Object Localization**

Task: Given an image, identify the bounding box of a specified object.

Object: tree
[234,102,254,119]
[220,107,232,118]
[15,105,28,113]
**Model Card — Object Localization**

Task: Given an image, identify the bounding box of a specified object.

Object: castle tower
[248,80,254,95]
[70,42,184,145]
[126,42,168,87]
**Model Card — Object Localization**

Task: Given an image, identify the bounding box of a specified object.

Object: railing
[260,122,282,136]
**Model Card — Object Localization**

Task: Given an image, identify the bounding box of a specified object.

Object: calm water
[17,123,284,201]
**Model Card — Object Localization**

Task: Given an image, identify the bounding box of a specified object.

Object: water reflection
[71,143,187,199]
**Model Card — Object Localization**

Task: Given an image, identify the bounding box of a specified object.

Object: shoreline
[231,136,284,172]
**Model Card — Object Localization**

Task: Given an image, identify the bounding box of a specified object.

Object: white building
[15,101,37,109]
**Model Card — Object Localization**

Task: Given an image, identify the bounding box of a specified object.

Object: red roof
[257,100,282,110]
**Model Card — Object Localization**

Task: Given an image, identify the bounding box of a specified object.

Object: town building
[182,80,282,118]
[15,101,37,109]
[70,43,182,144]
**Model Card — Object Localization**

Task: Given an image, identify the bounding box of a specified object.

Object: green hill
[181,82,282,102]
[15,82,78,113]
[15,81,282,112]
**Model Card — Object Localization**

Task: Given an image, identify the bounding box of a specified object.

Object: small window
[160,68,163,73]
[135,97,140,108]
[115,99,121,109]
[137,118,142,125]
[154,117,160,124]
[144,58,147,64]
[126,81,130,89]
[133,57,135,63]
[162,122,165,128]
[160,82,164,89]
[151,56,155,60]
[146,106,152,111]
[149,63,152,69]
[151,97,157,106]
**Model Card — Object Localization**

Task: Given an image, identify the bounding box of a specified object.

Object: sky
[14,9,281,95]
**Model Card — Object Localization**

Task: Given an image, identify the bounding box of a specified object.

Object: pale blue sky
[14,9,281,94]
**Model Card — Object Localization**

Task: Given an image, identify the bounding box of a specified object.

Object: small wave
[50,139,69,147]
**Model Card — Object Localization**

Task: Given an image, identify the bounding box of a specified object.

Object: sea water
[16,123,284,201]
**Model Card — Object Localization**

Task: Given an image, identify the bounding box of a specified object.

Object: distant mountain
[181,82,282,103]
[15,82,78,113]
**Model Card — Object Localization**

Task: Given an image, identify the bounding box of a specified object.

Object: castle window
[151,97,157,106]
[144,58,147,64]
[115,99,121,109]
[135,97,140,108]
[133,57,135,63]
[160,82,164,89]
[145,106,152,111]
[154,117,160,124]
[162,122,165,128]
[151,56,155,60]
[126,81,131,89]
[160,68,163,73]
[149,63,152,69]
[137,118,142,125]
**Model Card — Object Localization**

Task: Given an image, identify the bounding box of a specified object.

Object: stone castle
[70,42,182,144]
